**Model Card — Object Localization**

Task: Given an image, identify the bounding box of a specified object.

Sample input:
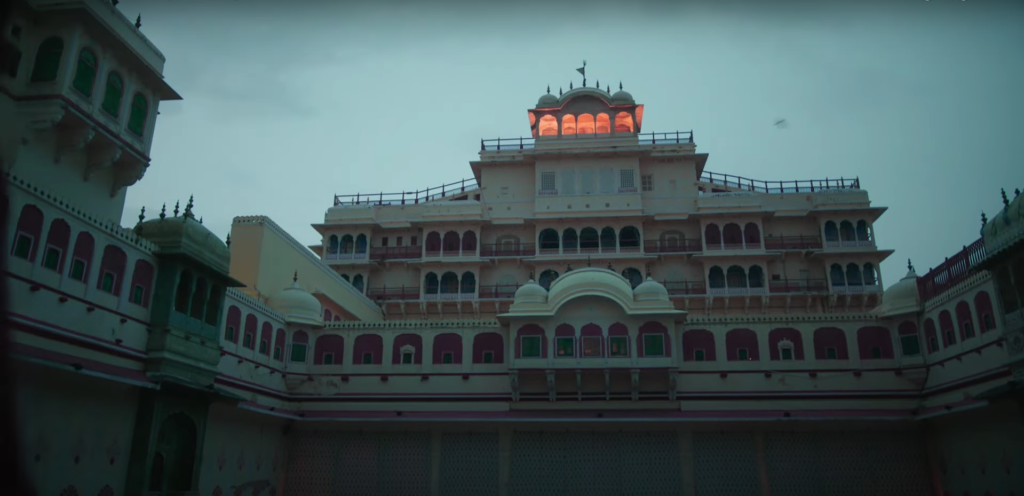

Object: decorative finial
[135,14,141,29]
[566,264,573,272]
[587,256,592,268]
[199,216,203,224]
[606,85,611,94]
[293,271,298,283]
[173,201,180,217]
[159,203,166,220]
[981,212,988,225]
[184,195,194,218]
[645,264,652,278]
[595,79,599,88]
[907,259,913,272]
[112,0,119,6]
[1016,188,1021,196]
[619,81,623,90]
[559,87,563,96]
[529,271,534,280]
[226,233,231,247]
[569,81,573,90]
[546,85,550,94]
[1002,188,1009,206]
[582,78,586,87]
[607,261,613,271]
[138,206,145,225]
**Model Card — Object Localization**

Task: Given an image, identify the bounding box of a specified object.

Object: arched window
[839,221,856,241]
[340,234,354,254]
[579,228,599,249]
[596,113,611,133]
[857,326,894,359]
[128,259,155,308]
[424,272,439,294]
[97,245,127,295]
[204,285,222,325]
[473,332,504,363]
[30,37,63,82]
[324,309,333,321]
[856,220,870,241]
[863,263,877,285]
[328,235,339,255]
[744,223,761,247]
[824,221,839,242]
[41,218,71,272]
[153,412,198,492]
[725,328,759,361]
[708,266,725,288]
[619,226,640,249]
[314,334,344,364]
[189,278,208,320]
[955,301,975,340]
[460,271,476,294]
[433,333,463,364]
[614,112,634,133]
[352,274,364,292]
[290,331,309,362]
[441,231,460,253]
[11,204,43,262]
[68,232,94,282]
[722,223,742,247]
[924,318,939,353]
[830,263,845,286]
[726,265,747,288]
[660,230,684,250]
[425,231,441,253]
[705,223,722,247]
[259,322,273,355]
[355,234,367,254]
[600,227,616,250]
[898,321,920,356]
[341,274,350,283]
[101,72,124,117]
[71,48,98,96]
[225,306,241,343]
[274,329,286,360]
[748,265,764,288]
[813,327,849,359]
[461,230,477,252]
[846,263,863,286]
[768,328,804,360]
[683,329,716,361]
[539,115,558,136]
[538,269,559,290]
[562,228,579,250]
[127,93,148,136]
[622,267,643,289]
[175,270,193,314]
[561,114,577,135]
[974,291,996,332]
[440,272,459,294]
[577,113,595,134]
[538,228,560,251]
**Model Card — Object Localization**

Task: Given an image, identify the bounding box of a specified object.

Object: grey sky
[122,0,1023,287]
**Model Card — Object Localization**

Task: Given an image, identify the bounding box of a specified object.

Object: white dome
[633,276,669,302]
[514,279,548,304]
[611,90,634,104]
[875,267,921,318]
[266,276,323,326]
[537,93,559,108]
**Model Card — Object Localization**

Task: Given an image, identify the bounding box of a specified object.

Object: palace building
[3,0,1024,495]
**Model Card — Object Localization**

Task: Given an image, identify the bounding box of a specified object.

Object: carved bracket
[18,101,66,136]
[54,125,95,164]
[84,145,122,181]
[110,158,147,196]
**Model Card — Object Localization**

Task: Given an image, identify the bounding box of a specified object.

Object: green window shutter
[30,37,63,82]
[101,72,123,117]
[69,259,86,281]
[290,344,307,363]
[72,49,97,96]
[127,93,148,136]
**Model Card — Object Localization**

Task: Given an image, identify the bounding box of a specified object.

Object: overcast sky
[121,0,1023,287]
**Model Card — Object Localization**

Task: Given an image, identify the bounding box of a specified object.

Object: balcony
[708,286,769,296]
[480,243,536,258]
[480,131,694,151]
[478,284,520,299]
[917,237,986,302]
[324,251,368,261]
[764,235,823,251]
[830,284,882,295]
[662,280,706,296]
[644,239,703,254]
[367,286,420,302]
[368,246,422,261]
[705,240,762,251]
[537,244,644,257]
[824,239,876,249]
[699,171,860,194]
[424,292,476,301]
[333,178,478,206]
[768,279,829,294]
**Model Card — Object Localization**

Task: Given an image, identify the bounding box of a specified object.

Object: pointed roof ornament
[619,81,623,90]
[199,216,203,224]
[528,270,535,280]
[595,79,599,89]
[135,14,141,29]
[907,258,914,272]
[159,203,166,220]
[1002,188,1009,206]
[226,233,231,247]
[587,256,592,267]
[293,271,298,283]
[184,195,194,219]
[112,0,119,6]
[1016,188,1021,196]
[645,264,652,278]
[546,85,550,94]
[981,212,988,225]
[582,78,586,87]
[173,200,180,217]
[606,85,611,94]
[559,87,563,96]
[569,81,573,90]
[566,264,573,272]
[138,206,145,225]
[607,261,614,271]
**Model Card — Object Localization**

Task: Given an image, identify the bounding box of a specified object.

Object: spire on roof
[173,200,180,217]
[184,195,194,219]
[606,85,610,94]
[226,233,231,247]
[546,85,550,94]
[981,212,988,225]
[1002,188,1009,206]
[293,271,298,283]
[135,14,141,29]
[595,79,599,89]
[559,87,562,96]
[159,203,166,220]
[569,81,573,90]
[566,264,573,272]
[907,259,914,272]
[619,81,623,90]
[138,206,145,225]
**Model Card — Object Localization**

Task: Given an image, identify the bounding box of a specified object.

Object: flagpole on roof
[576,60,586,87]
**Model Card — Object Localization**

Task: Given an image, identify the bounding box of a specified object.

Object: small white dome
[875,267,921,318]
[514,279,548,304]
[633,276,669,302]
[537,93,559,107]
[611,90,634,104]
[266,276,323,326]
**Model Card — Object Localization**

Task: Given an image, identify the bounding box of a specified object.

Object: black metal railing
[480,130,695,151]
[700,171,860,194]
[334,178,478,206]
